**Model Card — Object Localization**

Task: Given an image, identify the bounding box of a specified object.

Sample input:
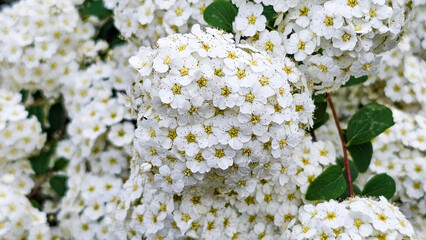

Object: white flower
[350,53,381,77]
[108,122,135,147]
[233,2,266,37]
[285,29,317,61]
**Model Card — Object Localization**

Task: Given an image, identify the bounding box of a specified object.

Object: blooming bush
[0,0,425,239]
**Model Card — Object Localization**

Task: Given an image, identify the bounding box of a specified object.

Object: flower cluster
[53,44,137,240]
[0,160,35,195]
[111,135,337,239]
[0,89,45,165]
[233,0,411,91]
[59,44,136,165]
[0,0,96,97]
[128,25,314,196]
[56,174,123,240]
[0,183,51,240]
[369,110,426,217]
[110,0,213,46]
[286,196,414,239]
[361,3,426,111]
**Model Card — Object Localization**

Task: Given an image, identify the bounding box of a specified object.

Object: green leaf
[347,141,373,173]
[49,175,68,197]
[48,102,66,138]
[346,103,394,146]
[79,0,112,20]
[362,173,396,199]
[313,114,329,130]
[29,152,51,175]
[53,157,69,171]
[262,5,277,28]
[28,106,44,127]
[30,199,42,210]
[203,0,238,32]
[342,75,368,87]
[336,157,359,182]
[97,18,126,48]
[312,94,328,130]
[20,89,29,103]
[305,165,348,201]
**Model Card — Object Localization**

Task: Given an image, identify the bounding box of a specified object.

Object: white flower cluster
[233,0,411,92]
[59,45,137,165]
[111,135,337,239]
[128,25,314,196]
[363,3,426,110]
[0,184,51,240]
[0,0,96,97]
[110,0,213,46]
[54,44,137,240]
[56,173,123,240]
[0,89,45,165]
[286,196,414,239]
[369,110,426,216]
[0,160,35,195]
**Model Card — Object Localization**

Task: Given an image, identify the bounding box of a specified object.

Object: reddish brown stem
[326,93,354,197]
[27,171,54,199]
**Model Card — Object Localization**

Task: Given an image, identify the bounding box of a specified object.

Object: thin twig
[27,170,54,199]
[326,93,354,197]
[310,130,317,142]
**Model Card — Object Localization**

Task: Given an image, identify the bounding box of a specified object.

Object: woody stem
[326,93,354,197]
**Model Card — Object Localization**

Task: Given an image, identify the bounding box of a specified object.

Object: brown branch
[27,170,54,199]
[326,93,354,197]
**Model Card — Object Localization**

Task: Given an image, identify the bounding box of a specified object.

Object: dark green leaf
[97,18,126,48]
[49,175,68,197]
[48,102,65,137]
[262,5,277,28]
[362,173,396,199]
[305,165,348,201]
[346,103,394,146]
[336,157,359,182]
[20,89,29,103]
[312,94,328,130]
[28,106,44,127]
[203,0,238,32]
[343,75,368,87]
[347,141,373,173]
[30,199,42,210]
[29,152,51,175]
[79,0,112,20]
[53,157,69,171]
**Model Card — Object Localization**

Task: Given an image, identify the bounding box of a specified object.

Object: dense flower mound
[111,135,337,239]
[128,25,314,195]
[0,89,45,165]
[233,0,412,92]
[286,196,414,239]
[0,0,96,97]
[0,183,51,240]
[110,0,213,46]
